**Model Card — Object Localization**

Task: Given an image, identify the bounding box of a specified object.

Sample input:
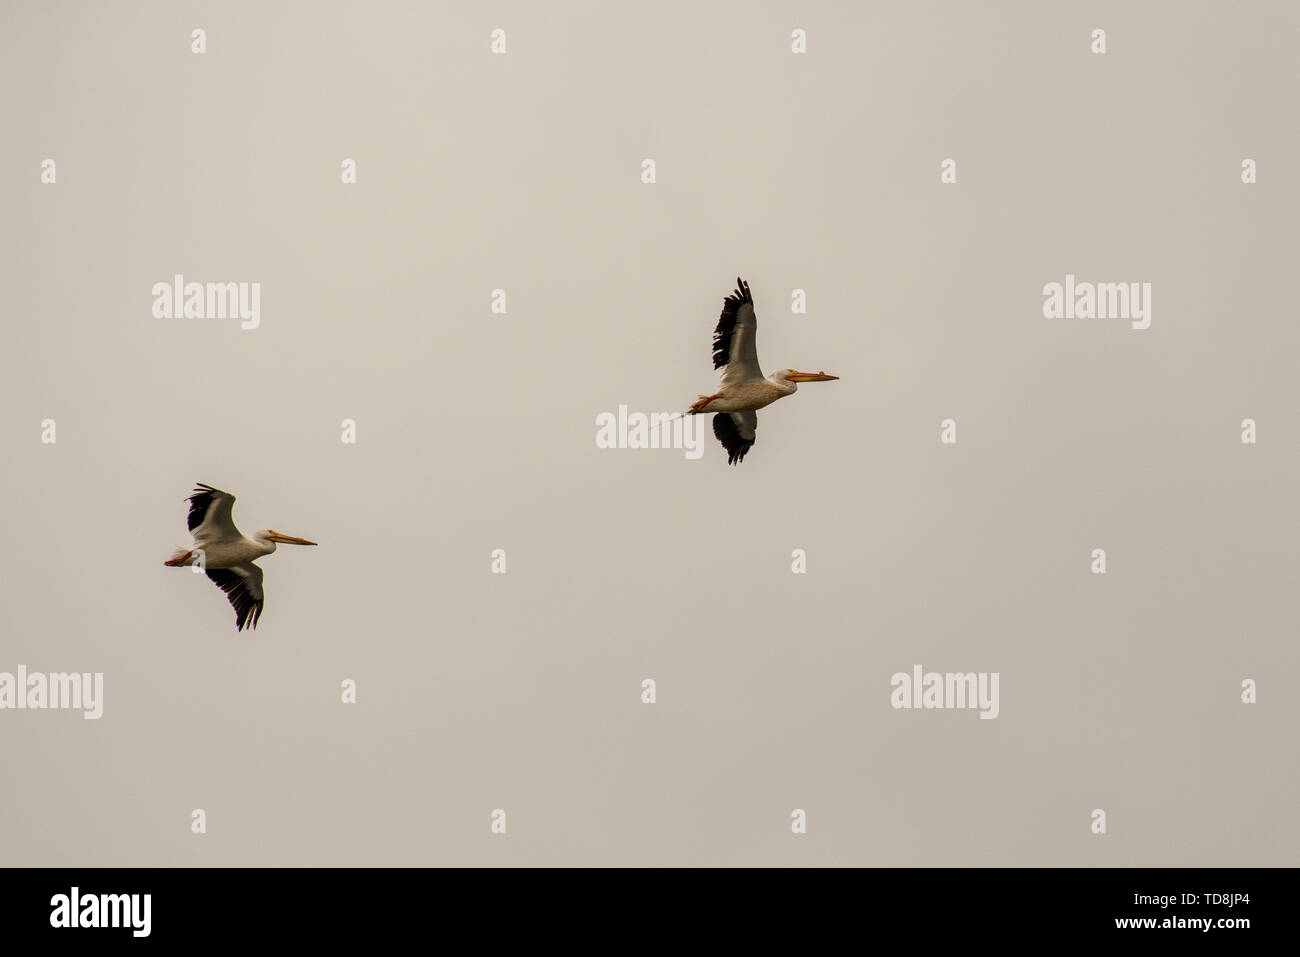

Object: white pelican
[164,483,317,631]
[687,277,838,464]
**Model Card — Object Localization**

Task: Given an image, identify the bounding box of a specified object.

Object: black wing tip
[712,276,753,370]
[236,602,263,632]
[184,486,222,530]
[206,568,264,632]
[721,276,751,307]
[712,413,755,466]
[186,483,231,531]
[186,487,215,531]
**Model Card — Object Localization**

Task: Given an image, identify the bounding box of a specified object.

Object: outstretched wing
[206,563,265,631]
[712,277,765,388]
[187,483,242,542]
[713,411,757,465]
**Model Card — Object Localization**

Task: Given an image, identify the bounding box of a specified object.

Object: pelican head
[771,368,839,394]
[257,530,318,550]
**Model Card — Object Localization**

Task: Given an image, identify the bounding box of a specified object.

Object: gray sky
[1,0,1296,866]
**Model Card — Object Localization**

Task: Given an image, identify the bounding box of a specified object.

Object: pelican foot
[689,393,723,414]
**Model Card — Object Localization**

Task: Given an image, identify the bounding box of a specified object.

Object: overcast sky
[1,0,1296,865]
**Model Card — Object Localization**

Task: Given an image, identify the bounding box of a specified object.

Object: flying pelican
[164,483,317,631]
[687,277,838,464]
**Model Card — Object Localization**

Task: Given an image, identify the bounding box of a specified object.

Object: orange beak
[266,531,318,546]
[786,370,839,382]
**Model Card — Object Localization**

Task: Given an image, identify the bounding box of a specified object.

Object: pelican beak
[266,531,318,546]
[787,370,839,382]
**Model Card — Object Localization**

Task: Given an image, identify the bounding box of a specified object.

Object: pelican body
[687,277,838,464]
[165,483,317,630]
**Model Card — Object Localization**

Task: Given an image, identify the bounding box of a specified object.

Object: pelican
[687,277,838,464]
[164,483,317,631]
